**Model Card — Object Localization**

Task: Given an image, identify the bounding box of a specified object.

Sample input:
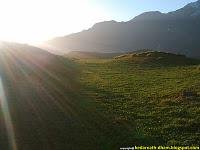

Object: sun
[0,0,110,44]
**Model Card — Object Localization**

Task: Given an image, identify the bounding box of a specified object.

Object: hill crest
[114,51,200,66]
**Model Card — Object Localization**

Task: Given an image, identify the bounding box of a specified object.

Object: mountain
[46,0,200,58]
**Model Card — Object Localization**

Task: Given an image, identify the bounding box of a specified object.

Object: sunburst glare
[0,76,17,150]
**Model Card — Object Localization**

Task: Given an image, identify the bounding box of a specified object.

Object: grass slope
[114,51,200,66]
[79,52,200,145]
[0,43,136,150]
[1,46,200,149]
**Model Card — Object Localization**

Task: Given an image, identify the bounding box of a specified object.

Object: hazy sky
[0,0,197,43]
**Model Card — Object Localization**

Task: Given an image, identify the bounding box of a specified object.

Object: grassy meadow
[78,54,200,146]
[0,46,200,149]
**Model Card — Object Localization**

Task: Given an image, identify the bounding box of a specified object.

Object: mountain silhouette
[46,0,200,58]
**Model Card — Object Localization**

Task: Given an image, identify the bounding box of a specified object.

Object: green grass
[0,44,153,150]
[79,58,200,145]
[0,45,199,149]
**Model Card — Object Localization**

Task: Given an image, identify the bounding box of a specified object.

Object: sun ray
[0,76,17,150]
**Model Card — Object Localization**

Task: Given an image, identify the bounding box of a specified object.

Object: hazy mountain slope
[66,51,124,59]
[46,0,200,58]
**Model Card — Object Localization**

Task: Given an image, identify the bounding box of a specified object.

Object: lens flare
[0,76,17,150]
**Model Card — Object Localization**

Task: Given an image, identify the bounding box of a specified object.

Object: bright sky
[0,0,197,44]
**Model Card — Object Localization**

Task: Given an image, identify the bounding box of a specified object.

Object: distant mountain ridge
[66,51,124,59]
[46,0,200,58]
